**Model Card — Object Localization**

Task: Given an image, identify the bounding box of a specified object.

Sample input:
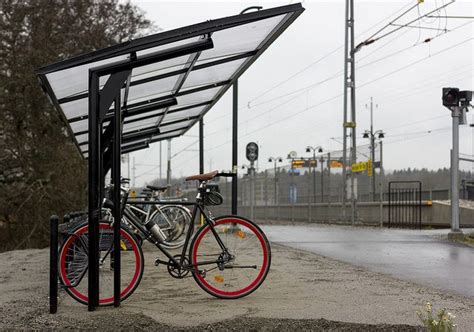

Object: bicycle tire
[58,222,144,306]
[189,215,271,299]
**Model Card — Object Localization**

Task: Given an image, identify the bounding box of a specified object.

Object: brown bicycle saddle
[185,170,219,181]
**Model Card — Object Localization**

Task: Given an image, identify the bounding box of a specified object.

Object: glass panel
[122,116,160,134]
[76,133,88,144]
[151,129,185,142]
[181,58,246,89]
[161,106,204,123]
[125,109,165,123]
[159,120,193,133]
[122,138,149,147]
[136,36,200,57]
[131,55,189,80]
[176,86,222,107]
[46,55,128,100]
[69,119,88,133]
[127,75,179,102]
[61,98,87,119]
[198,14,286,63]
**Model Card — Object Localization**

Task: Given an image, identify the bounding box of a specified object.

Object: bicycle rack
[49,215,59,314]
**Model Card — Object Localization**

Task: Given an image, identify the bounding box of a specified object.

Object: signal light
[442,88,459,107]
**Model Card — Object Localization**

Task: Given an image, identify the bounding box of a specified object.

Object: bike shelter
[36,3,304,311]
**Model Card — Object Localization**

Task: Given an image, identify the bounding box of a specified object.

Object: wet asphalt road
[262,225,474,298]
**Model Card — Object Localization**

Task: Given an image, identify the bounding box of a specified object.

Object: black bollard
[50,215,59,314]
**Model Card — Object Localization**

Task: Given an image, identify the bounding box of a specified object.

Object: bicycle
[60,182,192,250]
[58,171,271,306]
[120,185,192,249]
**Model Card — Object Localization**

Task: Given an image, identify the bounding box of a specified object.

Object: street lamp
[306,146,323,203]
[362,129,385,201]
[268,157,283,205]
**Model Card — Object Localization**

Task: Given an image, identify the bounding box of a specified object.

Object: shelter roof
[37,4,304,158]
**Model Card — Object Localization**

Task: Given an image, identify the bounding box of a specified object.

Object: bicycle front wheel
[58,222,144,306]
[189,216,271,299]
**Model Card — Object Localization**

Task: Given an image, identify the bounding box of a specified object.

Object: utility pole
[450,107,461,236]
[159,141,162,182]
[320,154,324,203]
[369,97,376,200]
[342,0,357,225]
[167,139,171,190]
[441,87,472,239]
[127,154,131,179]
[132,157,136,188]
[306,146,322,203]
[327,152,331,205]
[379,140,384,227]
[268,157,282,205]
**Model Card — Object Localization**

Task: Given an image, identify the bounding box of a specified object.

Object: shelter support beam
[232,82,238,215]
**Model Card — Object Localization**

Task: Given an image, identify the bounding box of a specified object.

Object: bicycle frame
[125,198,228,272]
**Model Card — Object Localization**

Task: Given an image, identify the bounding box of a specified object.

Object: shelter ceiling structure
[36,3,305,159]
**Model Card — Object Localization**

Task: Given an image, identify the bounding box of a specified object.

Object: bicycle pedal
[154,259,160,267]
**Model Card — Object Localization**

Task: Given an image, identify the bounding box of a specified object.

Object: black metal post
[199,118,204,174]
[49,215,59,314]
[113,94,122,307]
[320,155,324,203]
[231,81,238,215]
[88,71,100,311]
[312,151,316,203]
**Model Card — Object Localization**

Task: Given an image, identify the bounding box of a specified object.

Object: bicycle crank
[167,255,191,279]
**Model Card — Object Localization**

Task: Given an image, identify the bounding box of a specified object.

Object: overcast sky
[127,0,473,186]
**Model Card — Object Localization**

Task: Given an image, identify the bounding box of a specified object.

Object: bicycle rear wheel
[151,205,192,249]
[58,222,144,306]
[189,216,271,299]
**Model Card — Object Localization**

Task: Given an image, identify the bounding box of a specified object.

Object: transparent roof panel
[127,75,179,103]
[181,58,246,90]
[162,106,205,123]
[123,116,160,134]
[176,86,222,107]
[151,129,185,142]
[131,54,190,81]
[160,120,193,133]
[46,55,128,100]
[36,4,304,157]
[198,14,287,63]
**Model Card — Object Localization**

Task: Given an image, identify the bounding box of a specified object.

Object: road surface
[263,224,474,298]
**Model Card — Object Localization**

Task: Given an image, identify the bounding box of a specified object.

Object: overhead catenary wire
[239,18,474,112]
[357,0,455,50]
[205,35,474,157]
[205,1,469,128]
[245,0,417,107]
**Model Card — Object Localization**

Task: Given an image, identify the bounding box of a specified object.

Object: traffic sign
[367,159,373,177]
[329,160,343,168]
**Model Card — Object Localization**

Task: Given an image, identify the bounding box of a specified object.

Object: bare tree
[0,0,153,251]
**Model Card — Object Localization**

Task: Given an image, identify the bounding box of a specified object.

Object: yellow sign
[367,159,373,177]
[351,161,367,173]
[130,190,137,198]
[292,159,305,168]
[291,159,317,168]
[330,160,343,168]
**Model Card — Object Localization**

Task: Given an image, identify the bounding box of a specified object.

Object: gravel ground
[0,242,473,331]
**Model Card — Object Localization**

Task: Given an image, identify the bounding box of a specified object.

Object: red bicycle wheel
[190,216,271,299]
[59,222,144,306]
